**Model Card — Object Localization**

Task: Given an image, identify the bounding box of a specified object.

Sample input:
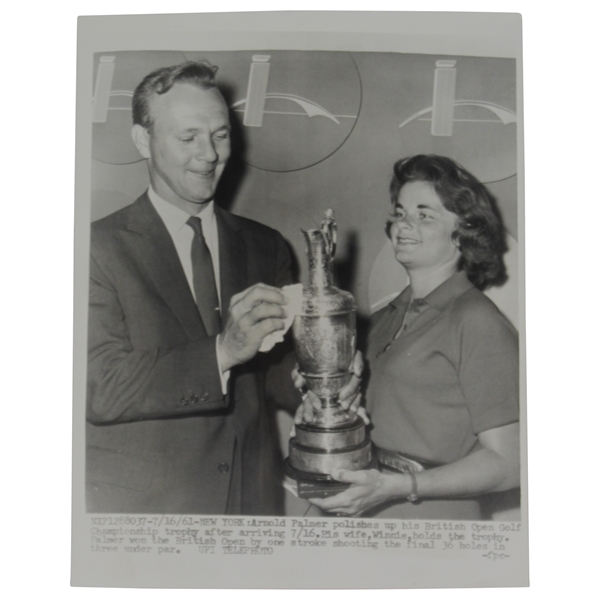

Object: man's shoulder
[218,208,286,246]
[221,209,278,234]
[89,195,153,261]
[91,196,144,233]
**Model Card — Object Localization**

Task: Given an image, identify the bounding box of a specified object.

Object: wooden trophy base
[283,459,352,499]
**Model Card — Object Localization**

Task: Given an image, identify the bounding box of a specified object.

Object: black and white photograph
[66,11,530,588]
[5,1,599,597]
[70,10,528,587]
[85,47,521,521]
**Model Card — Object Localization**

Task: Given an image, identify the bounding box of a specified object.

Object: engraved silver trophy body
[286,210,371,491]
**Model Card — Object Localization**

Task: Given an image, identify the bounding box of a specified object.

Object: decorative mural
[91,50,518,325]
[225,51,361,172]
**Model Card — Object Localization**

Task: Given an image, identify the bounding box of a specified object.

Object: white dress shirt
[148,187,229,392]
[148,187,222,307]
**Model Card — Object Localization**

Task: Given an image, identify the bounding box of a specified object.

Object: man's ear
[131,124,151,159]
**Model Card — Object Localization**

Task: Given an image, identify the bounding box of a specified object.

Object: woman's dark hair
[389,154,508,290]
[132,61,218,131]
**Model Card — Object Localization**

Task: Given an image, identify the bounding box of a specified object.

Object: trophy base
[283,459,352,499]
[283,455,378,499]
[289,419,371,474]
[286,417,372,499]
[294,417,366,450]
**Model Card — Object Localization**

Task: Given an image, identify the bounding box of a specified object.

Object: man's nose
[194,137,218,162]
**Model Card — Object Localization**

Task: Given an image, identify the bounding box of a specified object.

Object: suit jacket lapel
[124,193,207,338]
[216,205,248,316]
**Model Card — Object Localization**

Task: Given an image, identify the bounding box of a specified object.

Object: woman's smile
[389,181,460,272]
[394,236,420,244]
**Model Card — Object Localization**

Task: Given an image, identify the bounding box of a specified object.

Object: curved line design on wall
[234,52,363,173]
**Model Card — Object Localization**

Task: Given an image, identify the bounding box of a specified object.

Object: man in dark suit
[86,61,295,515]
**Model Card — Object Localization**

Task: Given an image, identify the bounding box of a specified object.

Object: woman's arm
[310,422,520,516]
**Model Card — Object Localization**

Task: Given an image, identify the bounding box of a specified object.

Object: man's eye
[214,132,230,141]
[180,137,194,143]
[419,212,433,220]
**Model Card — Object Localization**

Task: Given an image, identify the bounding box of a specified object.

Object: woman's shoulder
[450,286,518,337]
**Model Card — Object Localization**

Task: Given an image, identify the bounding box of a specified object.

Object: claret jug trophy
[285,210,372,498]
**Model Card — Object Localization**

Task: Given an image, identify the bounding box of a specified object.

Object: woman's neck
[406,262,459,299]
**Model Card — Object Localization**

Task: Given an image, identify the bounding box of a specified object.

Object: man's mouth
[189,169,215,178]
[395,237,420,245]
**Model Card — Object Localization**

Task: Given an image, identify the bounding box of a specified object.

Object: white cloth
[259,284,303,352]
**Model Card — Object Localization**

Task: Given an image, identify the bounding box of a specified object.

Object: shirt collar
[148,186,215,235]
[389,271,474,312]
[389,285,412,311]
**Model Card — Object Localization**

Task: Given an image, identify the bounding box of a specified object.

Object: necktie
[187,216,221,336]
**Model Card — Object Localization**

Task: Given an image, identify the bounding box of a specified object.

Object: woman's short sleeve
[455,296,519,434]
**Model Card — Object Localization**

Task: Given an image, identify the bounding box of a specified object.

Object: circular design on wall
[92,50,362,172]
[211,51,362,172]
[92,51,187,165]
[396,102,517,185]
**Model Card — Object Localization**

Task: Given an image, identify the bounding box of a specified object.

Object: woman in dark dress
[306,155,520,519]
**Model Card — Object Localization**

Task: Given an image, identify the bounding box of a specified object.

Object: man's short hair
[132,61,219,130]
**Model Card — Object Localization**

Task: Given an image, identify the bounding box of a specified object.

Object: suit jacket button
[180,397,189,406]
[190,394,199,404]
[218,462,230,474]
[200,392,210,402]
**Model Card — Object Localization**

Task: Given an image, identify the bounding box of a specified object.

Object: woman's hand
[290,367,321,426]
[309,468,406,516]
[338,350,365,412]
[290,351,368,430]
